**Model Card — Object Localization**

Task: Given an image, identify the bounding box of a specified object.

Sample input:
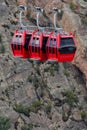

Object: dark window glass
[59,38,76,54]
[42,37,48,53]
[24,34,32,50]
[59,46,76,54]
[60,38,74,47]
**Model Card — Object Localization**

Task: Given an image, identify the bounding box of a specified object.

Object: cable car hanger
[53,7,63,33]
[19,5,27,30]
[18,6,62,33]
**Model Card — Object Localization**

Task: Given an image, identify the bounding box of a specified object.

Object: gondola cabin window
[13,35,22,50]
[59,38,76,54]
[42,36,48,53]
[31,37,40,52]
[60,38,74,47]
[24,34,32,50]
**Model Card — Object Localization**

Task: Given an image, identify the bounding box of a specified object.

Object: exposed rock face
[61,3,87,87]
[0,0,87,130]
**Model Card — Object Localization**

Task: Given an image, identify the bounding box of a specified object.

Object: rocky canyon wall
[61,4,87,87]
[16,0,87,86]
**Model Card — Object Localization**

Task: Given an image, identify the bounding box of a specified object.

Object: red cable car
[58,33,76,62]
[46,32,58,62]
[11,30,26,57]
[29,31,42,60]
[10,6,76,63]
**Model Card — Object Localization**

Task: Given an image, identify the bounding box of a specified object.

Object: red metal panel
[11,30,22,57]
[58,34,76,62]
[29,31,41,60]
[46,32,58,61]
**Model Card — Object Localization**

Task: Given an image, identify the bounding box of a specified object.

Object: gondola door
[29,37,40,60]
[47,38,57,61]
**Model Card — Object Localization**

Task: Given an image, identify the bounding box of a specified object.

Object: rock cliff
[0,0,87,130]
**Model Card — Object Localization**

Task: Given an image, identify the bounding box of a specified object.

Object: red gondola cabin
[58,33,76,62]
[11,30,26,57]
[29,32,42,60]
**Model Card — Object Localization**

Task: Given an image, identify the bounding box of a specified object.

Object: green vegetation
[29,100,42,113]
[0,44,5,53]
[62,112,69,122]
[14,101,42,116]
[13,104,30,116]
[26,9,31,21]
[45,103,52,114]
[33,76,39,89]
[81,111,87,120]
[0,116,11,130]
[62,89,78,106]
[0,34,2,43]
[0,34,5,53]
[81,17,87,25]
[63,63,70,77]
[36,66,41,75]
[21,123,39,130]
[10,19,18,25]
[84,95,87,102]
[27,75,33,83]
[51,62,59,72]
[44,67,49,72]
[69,2,76,11]
[63,69,70,77]
[50,67,55,76]
[5,88,9,98]
[44,62,59,76]
[10,31,14,36]
[21,124,33,130]
[58,10,64,19]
